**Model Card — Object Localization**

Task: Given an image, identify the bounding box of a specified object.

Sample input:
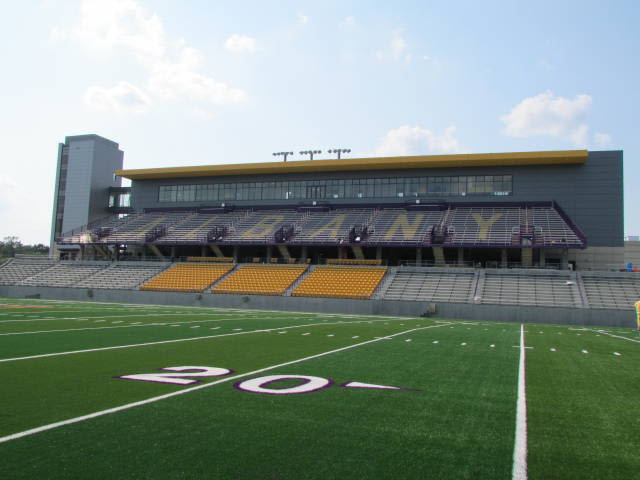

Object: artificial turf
[0,298,638,479]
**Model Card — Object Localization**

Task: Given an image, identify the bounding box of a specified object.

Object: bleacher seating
[447,206,523,246]
[291,209,372,243]
[383,270,474,302]
[479,273,581,307]
[367,209,442,245]
[156,212,245,244]
[74,263,170,290]
[528,207,583,246]
[98,212,187,244]
[326,259,382,265]
[139,263,234,292]
[213,265,307,296]
[20,263,109,287]
[581,274,640,310]
[0,259,57,285]
[225,210,305,243]
[292,266,387,299]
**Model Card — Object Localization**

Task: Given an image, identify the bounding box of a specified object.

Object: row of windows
[158,175,513,203]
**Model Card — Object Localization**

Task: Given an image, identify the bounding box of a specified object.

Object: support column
[457,248,464,266]
[170,245,176,259]
[432,247,445,266]
[266,245,273,260]
[201,245,207,257]
[416,247,422,265]
[79,245,85,261]
[277,245,291,259]
[209,245,224,257]
[338,246,346,259]
[301,246,308,263]
[539,249,546,268]
[501,249,508,268]
[376,246,382,261]
[521,248,532,268]
[233,245,239,263]
[561,249,569,270]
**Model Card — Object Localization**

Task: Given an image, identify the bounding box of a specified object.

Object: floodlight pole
[328,148,351,159]
[272,151,294,162]
[300,150,322,161]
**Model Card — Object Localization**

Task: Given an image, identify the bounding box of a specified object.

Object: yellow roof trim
[116,150,588,180]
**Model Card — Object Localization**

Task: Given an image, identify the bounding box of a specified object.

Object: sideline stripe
[0,318,234,336]
[595,330,640,344]
[512,324,528,480]
[0,312,218,324]
[0,317,430,363]
[0,323,451,444]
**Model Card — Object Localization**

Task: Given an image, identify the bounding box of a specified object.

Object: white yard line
[0,312,218,324]
[0,318,435,363]
[0,318,234,336]
[0,323,451,444]
[594,330,640,344]
[512,324,528,480]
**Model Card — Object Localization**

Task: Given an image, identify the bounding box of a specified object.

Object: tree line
[0,236,49,258]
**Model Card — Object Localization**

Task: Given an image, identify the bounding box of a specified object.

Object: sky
[1,0,638,245]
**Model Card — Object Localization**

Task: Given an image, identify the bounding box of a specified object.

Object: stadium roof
[116,149,588,180]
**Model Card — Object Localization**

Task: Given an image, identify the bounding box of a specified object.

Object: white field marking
[0,312,215,324]
[592,330,640,344]
[0,317,431,364]
[582,350,589,354]
[461,342,467,346]
[210,327,220,330]
[490,344,495,348]
[512,324,528,480]
[232,328,242,331]
[94,320,105,323]
[0,323,451,444]
[352,336,359,339]
[302,333,310,336]
[613,352,621,356]
[327,334,335,337]
[111,321,123,324]
[550,348,556,352]
[0,316,236,335]
[405,339,412,342]
[189,326,200,329]
[433,340,439,344]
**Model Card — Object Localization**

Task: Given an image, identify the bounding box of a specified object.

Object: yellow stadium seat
[213,265,308,296]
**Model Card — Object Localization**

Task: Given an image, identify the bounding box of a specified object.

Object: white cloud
[298,13,310,24]
[224,34,258,54]
[594,132,612,147]
[375,125,466,156]
[0,174,27,213]
[57,0,248,114]
[339,16,357,30]
[84,81,150,114]
[501,91,592,147]
[376,30,413,63]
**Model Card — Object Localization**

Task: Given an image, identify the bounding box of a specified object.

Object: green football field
[0,298,638,479]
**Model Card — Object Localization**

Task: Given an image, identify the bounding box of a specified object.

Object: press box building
[52,138,624,271]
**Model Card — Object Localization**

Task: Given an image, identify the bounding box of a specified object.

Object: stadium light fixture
[328,148,351,159]
[272,151,294,162]
[300,150,322,161]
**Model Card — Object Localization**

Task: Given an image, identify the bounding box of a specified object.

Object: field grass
[0,298,638,479]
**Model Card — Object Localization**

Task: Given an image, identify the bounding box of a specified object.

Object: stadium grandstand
[1,134,637,326]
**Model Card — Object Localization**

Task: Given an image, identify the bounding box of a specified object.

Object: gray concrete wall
[625,241,640,267]
[130,151,623,248]
[0,285,633,328]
